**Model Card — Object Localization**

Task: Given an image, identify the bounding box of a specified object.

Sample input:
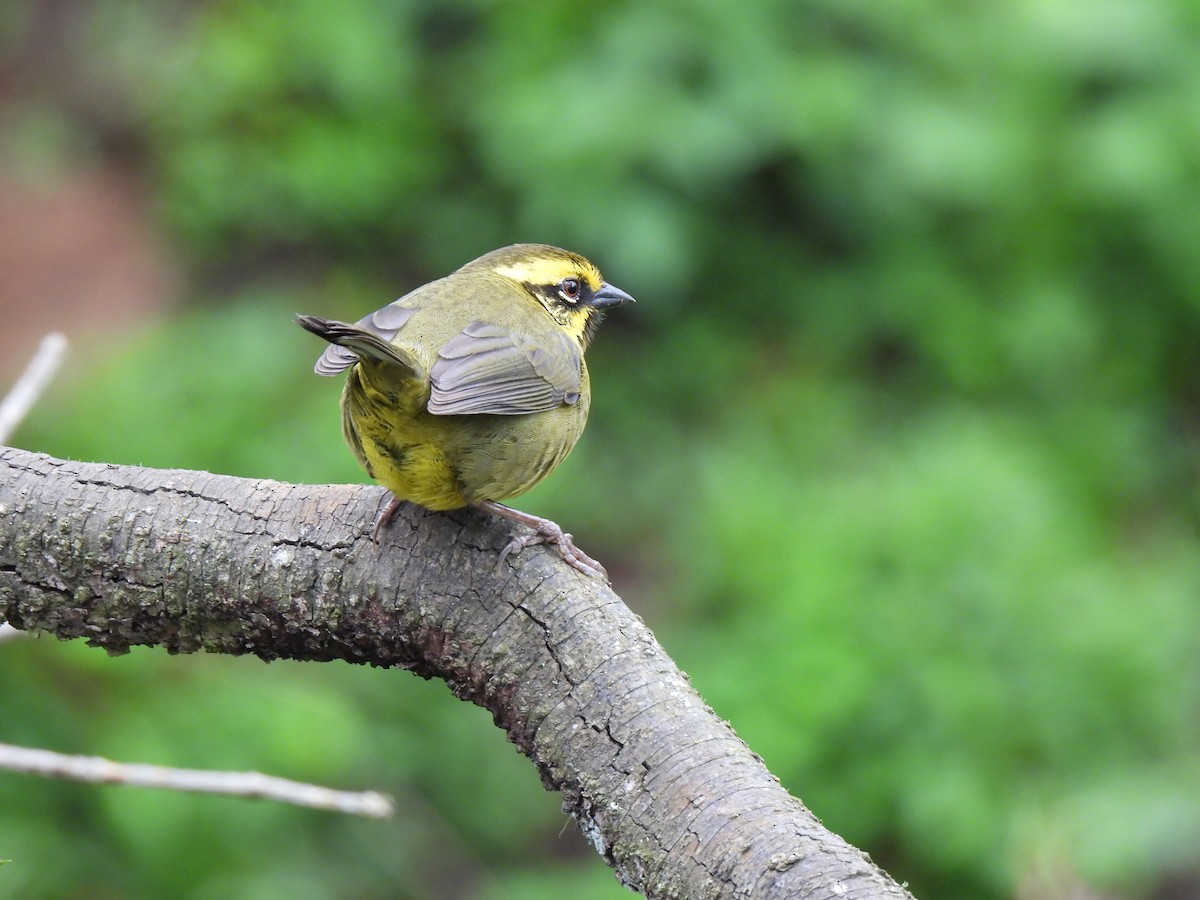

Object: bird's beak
[591,282,636,309]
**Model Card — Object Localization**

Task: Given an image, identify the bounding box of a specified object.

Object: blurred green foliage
[4,0,1200,897]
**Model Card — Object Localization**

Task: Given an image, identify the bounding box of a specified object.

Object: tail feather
[295,314,418,377]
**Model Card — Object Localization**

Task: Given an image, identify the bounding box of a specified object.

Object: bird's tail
[295,314,418,377]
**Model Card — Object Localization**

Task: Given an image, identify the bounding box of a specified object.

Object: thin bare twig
[0,742,394,818]
[0,332,68,444]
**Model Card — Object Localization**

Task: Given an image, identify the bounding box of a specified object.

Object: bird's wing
[428,321,582,416]
[311,302,418,376]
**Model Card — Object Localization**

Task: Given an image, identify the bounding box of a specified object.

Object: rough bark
[0,447,914,900]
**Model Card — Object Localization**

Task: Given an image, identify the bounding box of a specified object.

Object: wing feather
[428,322,581,416]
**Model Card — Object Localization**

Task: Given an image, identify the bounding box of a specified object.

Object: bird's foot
[371,495,405,544]
[476,500,608,581]
[498,525,609,582]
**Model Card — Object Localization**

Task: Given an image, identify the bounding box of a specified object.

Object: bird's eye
[558,278,581,303]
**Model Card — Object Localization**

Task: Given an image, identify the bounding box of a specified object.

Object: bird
[296,243,634,580]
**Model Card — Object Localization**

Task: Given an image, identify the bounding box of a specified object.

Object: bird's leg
[473,500,608,582]
[371,494,405,544]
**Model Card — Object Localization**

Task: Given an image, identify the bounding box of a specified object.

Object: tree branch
[1,332,67,642]
[0,446,914,900]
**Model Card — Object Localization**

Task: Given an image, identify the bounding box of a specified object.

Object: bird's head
[461,243,635,348]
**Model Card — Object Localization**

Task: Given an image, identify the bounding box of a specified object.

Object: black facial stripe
[526,279,593,309]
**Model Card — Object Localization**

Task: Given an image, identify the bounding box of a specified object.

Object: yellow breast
[343,357,591,510]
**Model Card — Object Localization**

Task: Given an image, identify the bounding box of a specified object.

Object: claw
[371,495,404,543]
[475,500,609,581]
